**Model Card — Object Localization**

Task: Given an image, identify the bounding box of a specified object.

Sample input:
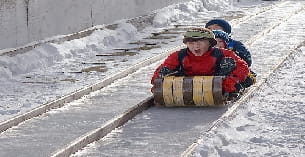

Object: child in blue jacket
[212,29,256,89]
[205,19,252,67]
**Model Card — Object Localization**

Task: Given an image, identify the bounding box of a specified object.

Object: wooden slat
[163,76,174,106]
[153,78,165,106]
[203,76,214,106]
[183,77,194,106]
[193,76,204,106]
[173,77,184,106]
[213,76,224,105]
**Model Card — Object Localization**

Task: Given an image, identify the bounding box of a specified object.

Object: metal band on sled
[153,76,225,107]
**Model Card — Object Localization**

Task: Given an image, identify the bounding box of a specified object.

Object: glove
[222,76,237,93]
[158,66,175,78]
[218,57,236,76]
[240,70,257,88]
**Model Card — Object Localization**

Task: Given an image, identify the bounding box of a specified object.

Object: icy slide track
[71,2,305,156]
[0,1,304,157]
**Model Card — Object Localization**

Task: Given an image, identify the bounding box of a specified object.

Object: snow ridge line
[51,96,154,157]
[180,9,305,157]
[0,45,184,133]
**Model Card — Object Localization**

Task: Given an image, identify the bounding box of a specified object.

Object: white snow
[1,0,304,156]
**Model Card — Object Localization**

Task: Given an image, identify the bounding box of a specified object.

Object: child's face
[207,24,224,31]
[215,38,226,48]
[186,39,210,56]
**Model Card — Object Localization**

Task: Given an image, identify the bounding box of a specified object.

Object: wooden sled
[153,76,227,107]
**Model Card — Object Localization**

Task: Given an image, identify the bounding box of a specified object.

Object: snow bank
[0,0,232,80]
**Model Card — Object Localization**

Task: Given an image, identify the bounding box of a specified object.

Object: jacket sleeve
[221,49,250,92]
[151,51,180,85]
[232,40,252,67]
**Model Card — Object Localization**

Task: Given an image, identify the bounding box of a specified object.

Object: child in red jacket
[151,28,250,94]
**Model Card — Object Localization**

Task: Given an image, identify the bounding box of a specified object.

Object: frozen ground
[192,46,305,157]
[0,0,304,157]
[71,1,305,156]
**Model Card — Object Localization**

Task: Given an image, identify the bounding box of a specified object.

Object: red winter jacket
[151,48,249,92]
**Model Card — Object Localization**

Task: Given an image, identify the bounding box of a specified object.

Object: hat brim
[183,37,217,47]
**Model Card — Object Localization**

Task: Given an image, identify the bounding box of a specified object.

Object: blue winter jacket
[227,39,252,67]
